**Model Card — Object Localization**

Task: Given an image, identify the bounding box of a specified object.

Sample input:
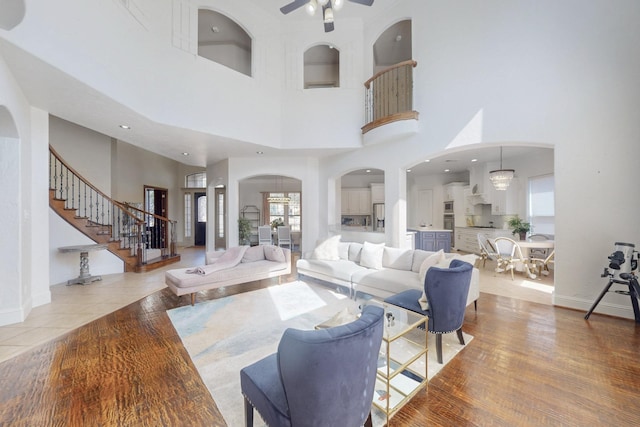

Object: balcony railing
[362,60,419,134]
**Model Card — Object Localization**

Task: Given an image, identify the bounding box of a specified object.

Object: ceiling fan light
[305,0,317,15]
[333,0,344,11]
[324,7,334,23]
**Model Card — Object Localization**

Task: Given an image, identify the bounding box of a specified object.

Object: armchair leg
[456,328,465,345]
[364,411,373,427]
[244,397,254,427]
[436,334,443,364]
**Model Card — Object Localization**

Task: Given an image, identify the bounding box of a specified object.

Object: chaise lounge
[165,245,291,305]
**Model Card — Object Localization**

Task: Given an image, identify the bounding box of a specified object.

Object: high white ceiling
[0,0,549,175]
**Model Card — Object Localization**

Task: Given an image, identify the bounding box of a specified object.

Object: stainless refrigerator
[373,203,385,231]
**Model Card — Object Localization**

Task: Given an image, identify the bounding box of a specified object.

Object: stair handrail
[49,146,179,268]
[117,202,178,257]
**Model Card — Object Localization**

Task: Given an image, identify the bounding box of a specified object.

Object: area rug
[167,281,473,426]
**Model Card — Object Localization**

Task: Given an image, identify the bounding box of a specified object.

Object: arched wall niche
[197,8,253,77]
[304,44,340,88]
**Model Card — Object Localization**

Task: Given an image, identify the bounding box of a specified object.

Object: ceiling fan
[280,0,374,33]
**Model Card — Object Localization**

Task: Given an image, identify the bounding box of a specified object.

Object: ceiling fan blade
[348,0,374,6]
[280,0,309,15]
[324,21,335,32]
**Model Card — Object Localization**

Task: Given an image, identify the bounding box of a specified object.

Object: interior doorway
[194,192,207,246]
[144,186,168,249]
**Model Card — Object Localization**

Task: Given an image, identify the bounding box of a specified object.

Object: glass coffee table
[372,301,428,425]
[316,300,428,425]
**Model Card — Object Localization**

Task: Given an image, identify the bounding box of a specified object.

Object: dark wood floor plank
[1,267,640,426]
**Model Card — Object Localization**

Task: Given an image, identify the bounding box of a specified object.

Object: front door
[194,192,206,246]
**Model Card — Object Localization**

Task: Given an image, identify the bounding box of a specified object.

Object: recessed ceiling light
[210,25,219,33]
[366,169,371,173]
[471,158,478,162]
[406,169,412,173]
[424,159,430,163]
[119,124,130,129]
[182,152,189,156]
[444,169,450,172]
[256,151,264,155]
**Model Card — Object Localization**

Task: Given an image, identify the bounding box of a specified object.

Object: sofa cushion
[352,268,422,296]
[312,235,341,260]
[411,249,434,273]
[348,243,363,263]
[297,259,368,283]
[338,242,350,260]
[242,245,266,263]
[264,245,286,263]
[382,247,414,271]
[360,242,385,270]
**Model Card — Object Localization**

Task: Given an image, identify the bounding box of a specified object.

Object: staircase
[49,146,180,272]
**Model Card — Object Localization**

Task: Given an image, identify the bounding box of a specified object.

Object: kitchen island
[455,227,512,254]
[408,227,452,252]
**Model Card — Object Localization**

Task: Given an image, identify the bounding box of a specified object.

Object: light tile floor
[0,247,205,364]
[0,248,554,364]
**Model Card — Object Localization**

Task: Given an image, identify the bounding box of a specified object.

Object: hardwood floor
[1,252,640,426]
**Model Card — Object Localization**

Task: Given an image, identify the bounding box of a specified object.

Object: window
[528,174,555,235]
[265,192,301,232]
[186,172,206,188]
[184,193,192,237]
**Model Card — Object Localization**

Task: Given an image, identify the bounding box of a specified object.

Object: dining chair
[383,259,473,364]
[527,234,551,263]
[240,305,384,427]
[494,237,537,280]
[258,225,272,245]
[276,226,292,250]
[477,233,498,268]
[536,249,555,276]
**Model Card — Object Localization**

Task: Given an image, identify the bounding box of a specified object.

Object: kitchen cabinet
[463,187,480,216]
[411,230,452,253]
[341,188,372,215]
[370,183,385,204]
[444,182,464,202]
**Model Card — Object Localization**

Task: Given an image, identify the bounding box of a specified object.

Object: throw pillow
[264,245,286,263]
[311,235,341,260]
[418,249,445,310]
[242,245,265,263]
[360,241,385,270]
[436,253,478,269]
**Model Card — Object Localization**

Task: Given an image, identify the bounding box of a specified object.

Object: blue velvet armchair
[240,305,385,427]
[384,259,473,363]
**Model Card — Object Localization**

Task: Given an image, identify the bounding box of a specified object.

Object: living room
[1,0,640,424]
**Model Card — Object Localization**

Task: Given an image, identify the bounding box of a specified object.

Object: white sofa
[166,245,291,305]
[296,238,479,308]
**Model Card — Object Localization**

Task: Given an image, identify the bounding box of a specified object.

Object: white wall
[0,54,51,326]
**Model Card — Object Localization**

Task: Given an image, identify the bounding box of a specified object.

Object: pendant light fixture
[489,147,515,191]
[267,176,291,203]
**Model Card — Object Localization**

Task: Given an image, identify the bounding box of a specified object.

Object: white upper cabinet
[370,183,384,204]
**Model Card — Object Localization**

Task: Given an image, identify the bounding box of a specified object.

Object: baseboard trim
[554,294,637,320]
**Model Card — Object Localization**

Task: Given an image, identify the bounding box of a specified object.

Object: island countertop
[407,226,452,232]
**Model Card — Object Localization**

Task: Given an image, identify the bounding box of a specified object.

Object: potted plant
[270,218,285,231]
[238,217,252,245]
[507,215,531,240]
